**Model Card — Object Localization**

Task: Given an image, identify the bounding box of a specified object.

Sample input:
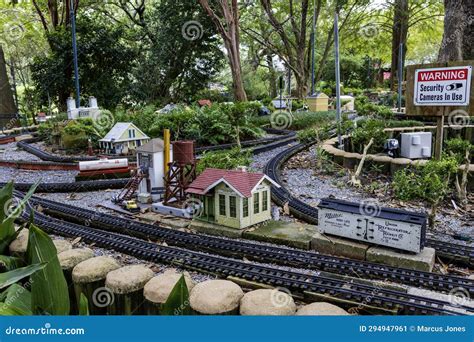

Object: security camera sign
[414,66,472,106]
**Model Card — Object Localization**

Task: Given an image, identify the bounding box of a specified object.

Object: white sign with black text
[414,66,472,106]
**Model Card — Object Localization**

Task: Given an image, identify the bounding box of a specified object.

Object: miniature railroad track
[16,129,297,164]
[1,131,297,191]
[21,202,471,316]
[26,195,474,299]
[263,142,474,267]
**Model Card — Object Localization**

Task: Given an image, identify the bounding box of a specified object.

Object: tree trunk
[199,0,247,102]
[438,0,474,62]
[390,0,408,91]
[0,45,18,130]
[227,40,247,102]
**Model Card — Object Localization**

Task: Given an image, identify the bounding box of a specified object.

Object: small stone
[9,229,29,254]
[469,275,474,281]
[296,302,349,316]
[106,265,154,295]
[239,289,296,316]
[190,280,243,315]
[53,240,73,254]
[72,256,120,284]
[58,248,94,271]
[144,269,195,304]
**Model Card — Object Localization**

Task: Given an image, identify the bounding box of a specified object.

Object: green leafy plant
[0,182,70,315]
[161,275,190,315]
[392,157,459,228]
[197,148,252,174]
[444,138,473,164]
[351,119,388,154]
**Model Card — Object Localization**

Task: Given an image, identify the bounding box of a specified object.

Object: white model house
[136,138,173,201]
[99,122,150,155]
[67,96,101,120]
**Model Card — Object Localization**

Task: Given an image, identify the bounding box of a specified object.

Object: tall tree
[390,0,408,91]
[31,0,80,108]
[386,0,444,89]
[438,0,474,62]
[258,0,311,98]
[0,45,18,130]
[198,0,247,102]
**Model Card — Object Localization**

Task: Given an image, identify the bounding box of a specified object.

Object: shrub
[61,118,100,150]
[351,119,388,153]
[444,138,473,164]
[251,111,336,131]
[392,157,459,228]
[196,148,252,174]
[297,124,332,143]
[192,89,230,103]
[149,106,195,140]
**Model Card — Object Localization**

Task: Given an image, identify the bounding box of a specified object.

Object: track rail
[16,129,296,164]
[22,202,469,315]
[1,131,297,192]
[263,142,474,267]
[27,195,474,301]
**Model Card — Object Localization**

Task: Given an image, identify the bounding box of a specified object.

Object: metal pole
[334,12,342,148]
[70,0,80,108]
[310,0,317,96]
[397,43,404,112]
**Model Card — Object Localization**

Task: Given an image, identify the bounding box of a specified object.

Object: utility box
[307,92,329,112]
[400,132,432,159]
[318,198,426,254]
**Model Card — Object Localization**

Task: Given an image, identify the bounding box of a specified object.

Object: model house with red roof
[186,168,280,229]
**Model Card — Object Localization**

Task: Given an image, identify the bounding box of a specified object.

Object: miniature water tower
[163,140,197,204]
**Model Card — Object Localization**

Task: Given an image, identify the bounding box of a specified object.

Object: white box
[400,132,432,159]
[318,198,426,254]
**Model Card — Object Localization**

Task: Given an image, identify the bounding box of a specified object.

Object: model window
[219,194,226,216]
[263,191,268,211]
[243,198,249,218]
[253,192,259,214]
[229,196,237,218]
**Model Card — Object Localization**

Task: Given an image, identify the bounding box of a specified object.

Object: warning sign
[414,66,472,106]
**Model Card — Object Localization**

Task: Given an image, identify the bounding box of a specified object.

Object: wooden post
[164,129,171,176]
[434,113,445,160]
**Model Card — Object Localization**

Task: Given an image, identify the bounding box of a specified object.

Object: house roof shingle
[186,168,279,198]
[99,122,149,143]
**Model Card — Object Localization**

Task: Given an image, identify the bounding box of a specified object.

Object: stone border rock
[320,126,473,176]
[189,279,244,315]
